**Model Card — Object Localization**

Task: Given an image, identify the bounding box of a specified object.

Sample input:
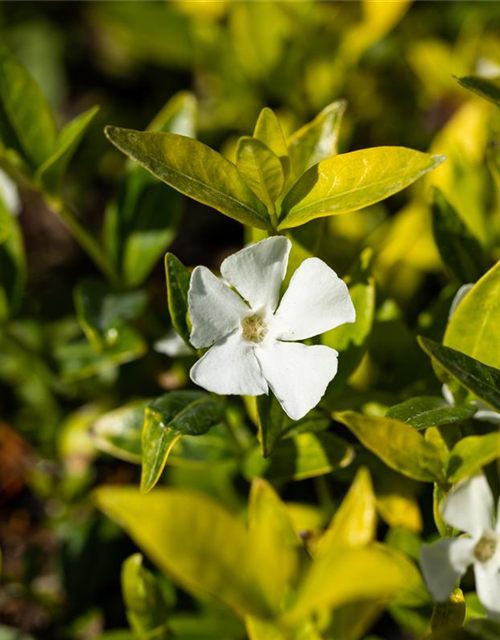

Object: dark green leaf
[74,278,147,352]
[279,147,444,230]
[386,396,476,430]
[141,391,225,494]
[418,336,500,413]
[431,187,487,283]
[164,253,192,348]
[35,106,100,194]
[454,74,500,107]
[105,127,272,230]
[0,42,57,169]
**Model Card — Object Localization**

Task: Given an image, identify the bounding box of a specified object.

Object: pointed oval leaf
[334,411,444,483]
[455,75,500,107]
[444,259,500,369]
[236,137,284,210]
[317,467,376,555]
[0,194,25,320]
[446,432,500,484]
[91,400,147,464]
[287,100,346,183]
[94,486,272,620]
[164,253,192,348]
[279,147,444,230]
[253,107,289,171]
[431,188,487,284]
[386,396,476,430]
[0,42,57,168]
[141,391,225,494]
[418,337,500,413]
[244,432,354,482]
[105,127,272,230]
[35,106,100,194]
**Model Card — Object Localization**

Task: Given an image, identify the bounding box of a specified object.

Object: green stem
[46,196,120,286]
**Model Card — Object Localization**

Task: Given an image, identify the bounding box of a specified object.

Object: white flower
[154,327,192,357]
[420,474,500,620]
[187,236,355,421]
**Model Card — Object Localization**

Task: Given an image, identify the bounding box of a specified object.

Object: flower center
[241,314,267,343]
[474,533,498,563]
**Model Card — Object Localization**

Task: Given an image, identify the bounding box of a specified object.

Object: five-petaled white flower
[187,236,355,421]
[420,474,500,620]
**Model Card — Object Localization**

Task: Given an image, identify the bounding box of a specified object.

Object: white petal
[274,258,355,341]
[154,328,192,357]
[420,537,475,601]
[255,341,338,421]
[190,331,267,396]
[0,168,21,216]
[474,560,500,620]
[220,236,291,312]
[472,401,500,425]
[442,384,455,406]
[188,266,248,349]
[442,475,494,537]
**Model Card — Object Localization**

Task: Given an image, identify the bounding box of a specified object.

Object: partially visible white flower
[154,327,192,357]
[187,236,355,421]
[444,284,500,424]
[420,475,500,620]
[0,169,21,216]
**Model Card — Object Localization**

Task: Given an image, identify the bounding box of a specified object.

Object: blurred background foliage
[1,1,500,639]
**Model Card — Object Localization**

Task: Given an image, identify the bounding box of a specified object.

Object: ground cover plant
[2,2,500,639]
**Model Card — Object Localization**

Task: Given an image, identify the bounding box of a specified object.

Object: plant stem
[47,196,120,286]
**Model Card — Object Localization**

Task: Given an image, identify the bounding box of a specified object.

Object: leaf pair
[105,103,443,231]
[0,42,98,193]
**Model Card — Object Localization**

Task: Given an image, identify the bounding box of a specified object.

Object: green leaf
[93,486,273,620]
[454,75,500,107]
[285,545,418,624]
[431,188,487,284]
[140,391,225,494]
[386,397,476,430]
[317,467,376,554]
[278,147,444,230]
[74,278,147,352]
[91,400,147,463]
[104,127,272,230]
[164,253,192,348]
[445,433,500,483]
[0,193,26,321]
[121,554,170,640]
[419,337,500,413]
[334,411,444,483]
[236,137,284,211]
[287,100,346,183]
[255,393,288,458]
[104,93,196,286]
[35,106,100,194]
[244,432,354,482]
[253,107,289,176]
[0,42,57,169]
[54,326,146,382]
[444,259,500,369]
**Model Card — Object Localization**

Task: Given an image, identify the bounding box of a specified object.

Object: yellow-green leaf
[334,411,444,483]
[316,467,376,555]
[236,137,284,211]
[445,432,500,484]
[444,259,500,369]
[253,107,289,171]
[94,486,272,620]
[105,127,272,230]
[279,147,444,230]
